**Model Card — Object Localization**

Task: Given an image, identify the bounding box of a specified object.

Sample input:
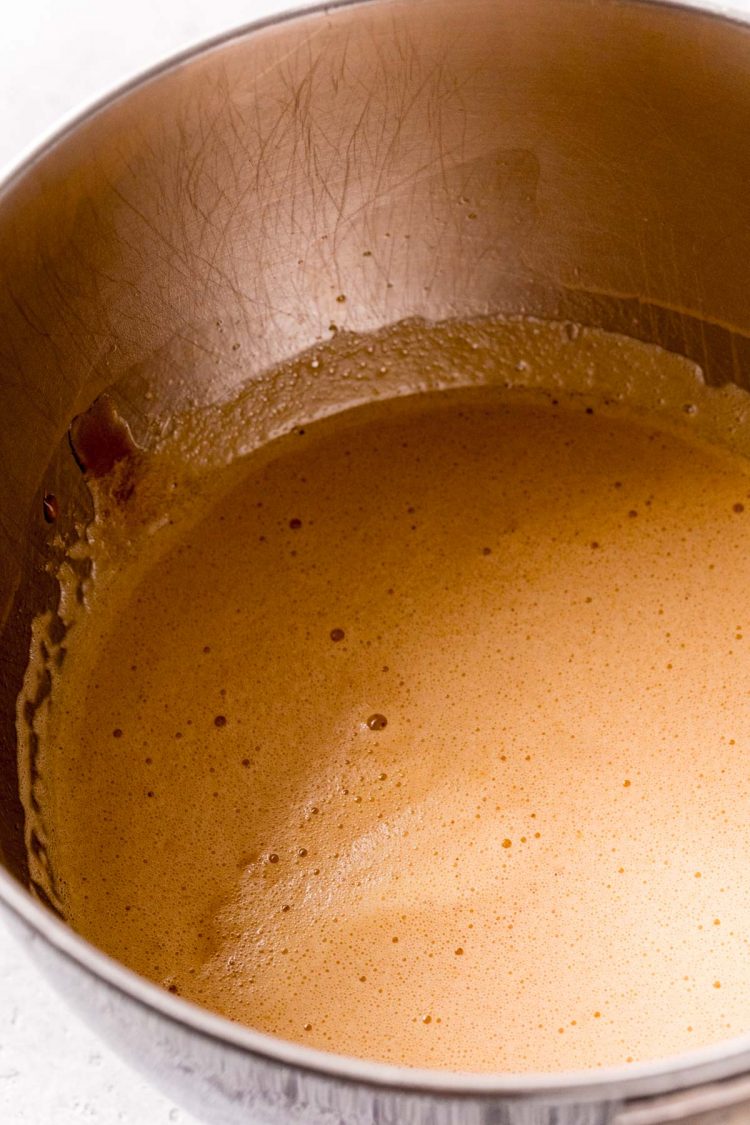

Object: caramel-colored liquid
[43,387,750,1071]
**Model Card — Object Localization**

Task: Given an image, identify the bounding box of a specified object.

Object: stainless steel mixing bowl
[4,0,750,1120]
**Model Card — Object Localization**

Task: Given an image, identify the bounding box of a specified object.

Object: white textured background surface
[0,4,314,1120]
[3,0,750,1121]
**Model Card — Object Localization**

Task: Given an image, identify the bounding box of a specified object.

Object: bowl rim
[4,0,750,1104]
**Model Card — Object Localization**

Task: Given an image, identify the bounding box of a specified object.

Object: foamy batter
[36,370,750,1072]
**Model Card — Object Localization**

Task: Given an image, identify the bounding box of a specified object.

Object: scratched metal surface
[4,0,750,1121]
